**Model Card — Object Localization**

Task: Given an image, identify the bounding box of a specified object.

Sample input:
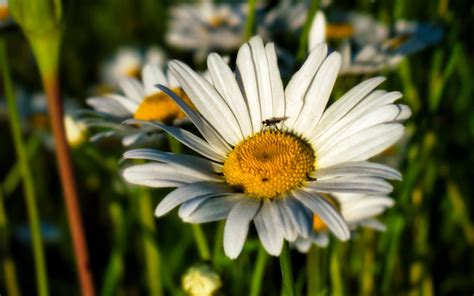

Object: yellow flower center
[125,66,140,79]
[326,23,354,39]
[0,5,9,21]
[133,88,193,124]
[313,194,341,232]
[208,16,226,28]
[223,131,315,199]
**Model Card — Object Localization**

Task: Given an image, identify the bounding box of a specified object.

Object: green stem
[329,242,344,296]
[192,224,211,261]
[100,201,126,296]
[296,0,320,61]
[279,243,295,296]
[250,244,268,296]
[0,188,21,296]
[0,38,50,296]
[243,0,257,41]
[212,221,225,267]
[306,247,317,296]
[138,188,163,296]
[2,133,42,196]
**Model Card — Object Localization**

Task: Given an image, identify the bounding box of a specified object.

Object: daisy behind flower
[309,10,442,75]
[166,1,247,61]
[294,192,395,252]
[123,36,410,259]
[85,63,192,146]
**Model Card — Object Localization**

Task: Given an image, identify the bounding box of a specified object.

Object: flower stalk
[8,0,95,293]
[0,38,49,296]
[279,242,295,296]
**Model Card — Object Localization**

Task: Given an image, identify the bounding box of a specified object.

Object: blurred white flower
[122,36,410,259]
[309,10,443,75]
[100,47,167,89]
[166,1,247,61]
[294,193,394,252]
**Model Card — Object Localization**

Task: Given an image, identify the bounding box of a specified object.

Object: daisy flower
[85,63,193,146]
[294,193,395,252]
[309,10,442,75]
[122,36,410,259]
[100,47,166,89]
[166,1,247,61]
[0,0,10,26]
[0,0,15,31]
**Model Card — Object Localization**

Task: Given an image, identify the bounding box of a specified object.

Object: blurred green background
[1,0,473,295]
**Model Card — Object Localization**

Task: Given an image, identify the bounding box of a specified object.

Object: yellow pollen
[313,194,341,232]
[223,131,315,199]
[326,23,354,39]
[0,6,9,21]
[133,88,193,124]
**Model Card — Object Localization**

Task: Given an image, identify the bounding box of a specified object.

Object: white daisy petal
[123,163,215,187]
[224,198,262,259]
[293,190,350,241]
[124,120,225,162]
[317,123,404,168]
[166,68,180,89]
[90,130,117,142]
[265,43,286,118]
[236,42,262,133]
[169,60,243,145]
[311,232,330,247]
[86,96,132,117]
[207,53,253,137]
[156,85,231,155]
[312,90,403,145]
[155,182,232,217]
[119,77,146,103]
[143,64,168,95]
[293,52,341,135]
[285,44,327,129]
[309,11,326,51]
[179,194,219,219]
[294,238,312,253]
[281,196,312,239]
[342,196,394,222]
[307,176,393,194]
[359,219,387,231]
[184,195,243,223]
[254,199,285,256]
[249,36,274,121]
[122,132,143,146]
[312,161,402,181]
[107,94,139,114]
[314,76,386,137]
[274,198,298,241]
[316,104,411,151]
[124,148,223,173]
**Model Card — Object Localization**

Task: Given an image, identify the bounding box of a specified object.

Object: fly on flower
[122,36,410,259]
[262,116,289,131]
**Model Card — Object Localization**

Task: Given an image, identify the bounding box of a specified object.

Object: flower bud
[182,264,222,296]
